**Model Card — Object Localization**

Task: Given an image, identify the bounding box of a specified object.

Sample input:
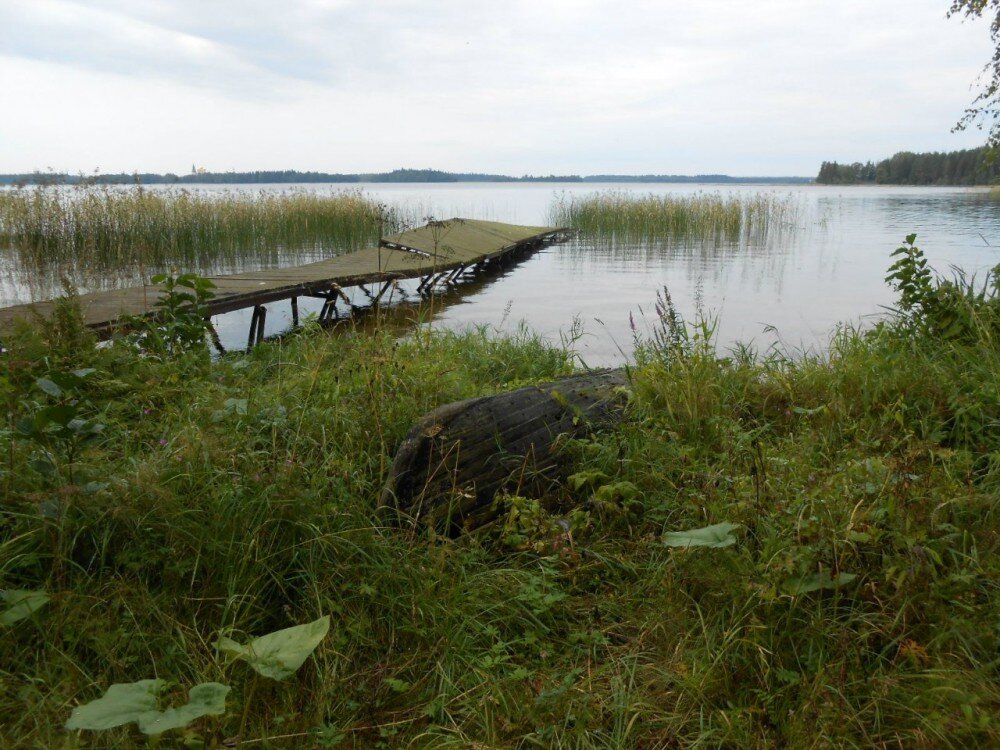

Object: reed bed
[0,186,405,280]
[550,190,797,244]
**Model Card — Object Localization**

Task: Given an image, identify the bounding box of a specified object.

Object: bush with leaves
[886,233,1000,342]
[127,271,217,358]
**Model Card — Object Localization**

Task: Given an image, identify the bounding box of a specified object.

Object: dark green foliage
[14,367,104,483]
[817,159,879,184]
[127,271,217,359]
[886,233,1000,342]
[816,148,1000,185]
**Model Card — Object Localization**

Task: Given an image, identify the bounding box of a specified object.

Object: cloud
[0,0,995,174]
[1,0,294,96]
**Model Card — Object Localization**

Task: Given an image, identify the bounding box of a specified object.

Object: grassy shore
[0,240,997,747]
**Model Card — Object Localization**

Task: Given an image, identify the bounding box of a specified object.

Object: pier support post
[420,271,449,294]
[372,279,394,305]
[206,319,226,355]
[247,305,267,351]
[290,296,299,327]
[318,294,342,323]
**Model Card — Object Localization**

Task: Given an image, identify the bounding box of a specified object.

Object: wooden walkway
[0,219,570,340]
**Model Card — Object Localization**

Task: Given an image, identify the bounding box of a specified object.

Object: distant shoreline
[0,168,813,187]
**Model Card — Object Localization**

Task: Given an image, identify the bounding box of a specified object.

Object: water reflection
[206,243,548,353]
[4,183,1000,366]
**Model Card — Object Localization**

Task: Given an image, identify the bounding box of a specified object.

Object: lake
[4,182,1000,366]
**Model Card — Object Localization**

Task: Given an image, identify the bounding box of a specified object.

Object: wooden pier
[0,219,571,344]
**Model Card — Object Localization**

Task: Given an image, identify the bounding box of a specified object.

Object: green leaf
[0,589,50,626]
[224,398,248,415]
[663,521,740,549]
[65,680,229,734]
[782,572,857,595]
[135,683,229,735]
[593,481,640,504]
[49,371,86,391]
[66,679,164,731]
[211,399,249,423]
[216,616,330,680]
[15,415,37,437]
[39,404,78,427]
[29,456,57,476]
[567,470,610,491]
[35,378,63,398]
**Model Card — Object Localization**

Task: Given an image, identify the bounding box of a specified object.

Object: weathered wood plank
[0,219,569,335]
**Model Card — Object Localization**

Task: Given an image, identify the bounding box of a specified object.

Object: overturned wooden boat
[381,368,629,532]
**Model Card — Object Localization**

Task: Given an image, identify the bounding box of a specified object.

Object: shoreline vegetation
[550,191,797,243]
[0,230,997,746]
[0,187,406,281]
[6,155,1000,189]
[816,147,1000,186]
[1,188,797,302]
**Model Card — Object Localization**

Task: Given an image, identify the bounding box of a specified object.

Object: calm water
[5,183,1000,366]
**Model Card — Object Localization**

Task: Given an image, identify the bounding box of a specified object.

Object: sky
[0,0,995,176]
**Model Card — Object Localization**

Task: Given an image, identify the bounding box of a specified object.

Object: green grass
[549,190,797,244]
[0,186,409,291]
[0,242,997,747]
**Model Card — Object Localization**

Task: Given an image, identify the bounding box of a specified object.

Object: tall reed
[549,190,797,244]
[0,186,406,281]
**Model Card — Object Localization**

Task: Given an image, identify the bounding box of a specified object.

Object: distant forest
[816,147,1000,185]
[0,168,812,186]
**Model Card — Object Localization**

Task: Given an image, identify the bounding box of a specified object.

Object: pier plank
[0,219,568,336]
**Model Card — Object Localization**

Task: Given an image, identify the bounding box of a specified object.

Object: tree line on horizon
[816,147,1000,185]
[0,168,811,187]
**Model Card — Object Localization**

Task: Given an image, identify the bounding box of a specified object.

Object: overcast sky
[0,0,995,176]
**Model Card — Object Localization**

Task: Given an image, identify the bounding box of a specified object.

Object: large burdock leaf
[0,589,50,626]
[663,522,740,549]
[66,680,163,731]
[136,682,230,734]
[782,572,857,595]
[65,680,229,734]
[216,616,330,680]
